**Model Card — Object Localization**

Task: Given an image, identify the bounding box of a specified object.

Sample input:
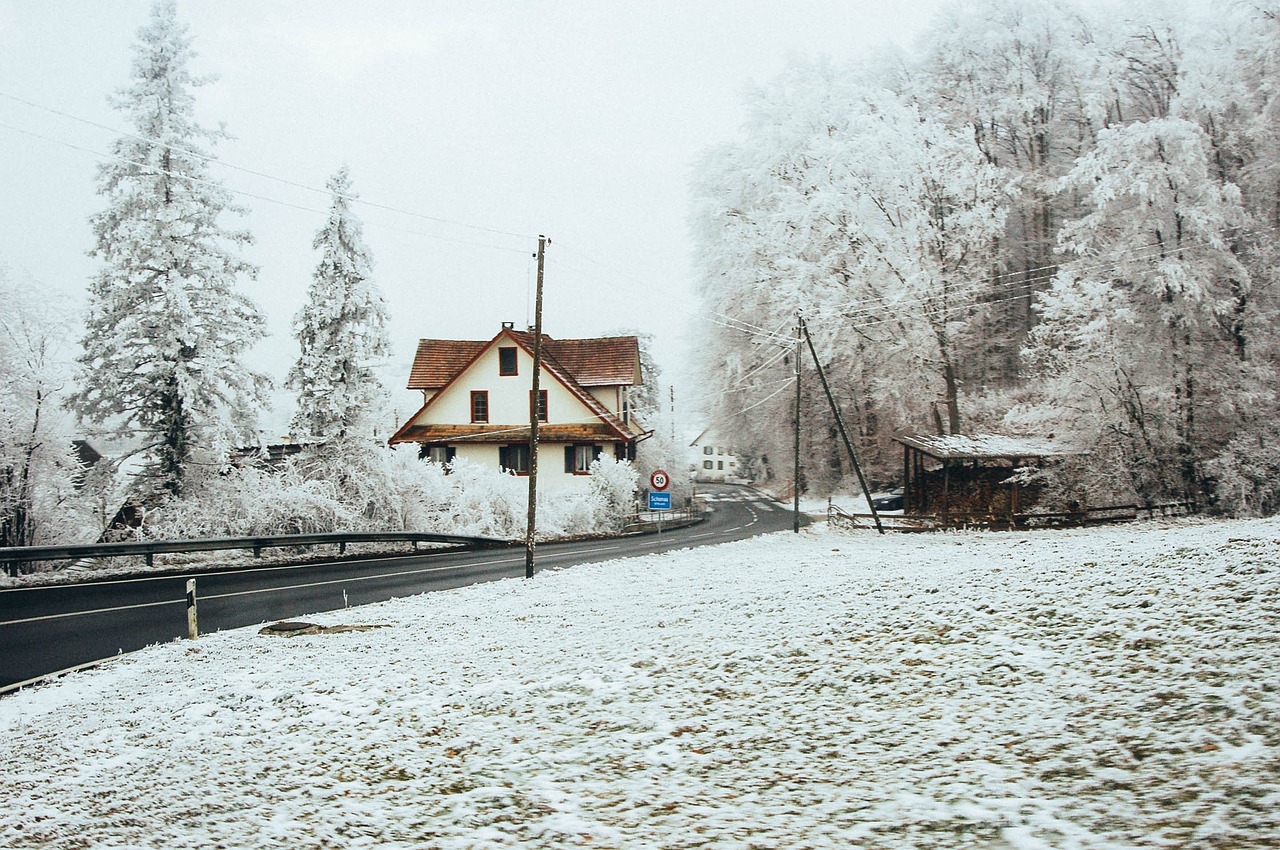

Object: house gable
[390,327,640,445]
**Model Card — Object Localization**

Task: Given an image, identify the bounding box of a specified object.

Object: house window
[498,347,518,376]
[622,399,630,425]
[420,445,456,466]
[703,446,713,455]
[717,447,724,455]
[499,444,530,474]
[565,444,601,474]
[470,391,489,423]
[530,389,548,422]
[718,460,724,470]
[703,460,713,470]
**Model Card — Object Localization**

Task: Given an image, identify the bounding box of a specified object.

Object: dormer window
[498,347,518,376]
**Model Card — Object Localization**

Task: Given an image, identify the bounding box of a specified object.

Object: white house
[689,427,745,483]
[389,323,650,493]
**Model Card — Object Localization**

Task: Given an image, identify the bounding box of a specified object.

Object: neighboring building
[689,427,745,483]
[230,441,308,471]
[389,323,650,493]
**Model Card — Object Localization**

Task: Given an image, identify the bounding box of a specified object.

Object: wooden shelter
[896,434,1081,524]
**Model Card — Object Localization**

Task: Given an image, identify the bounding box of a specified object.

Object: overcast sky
[0,0,947,435]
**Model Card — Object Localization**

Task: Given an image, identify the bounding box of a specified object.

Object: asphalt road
[0,484,801,692]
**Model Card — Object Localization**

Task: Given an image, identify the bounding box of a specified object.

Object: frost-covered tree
[70,0,267,499]
[287,166,391,441]
[689,0,1280,511]
[916,0,1116,377]
[1025,117,1251,500]
[693,65,1004,490]
[0,265,85,562]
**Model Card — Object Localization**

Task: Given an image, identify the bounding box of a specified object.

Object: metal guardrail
[827,501,1198,532]
[1,531,514,575]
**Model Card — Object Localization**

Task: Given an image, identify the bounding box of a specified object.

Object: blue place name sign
[648,491,672,511]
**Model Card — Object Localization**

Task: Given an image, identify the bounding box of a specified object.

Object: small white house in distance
[389,323,651,494]
[690,427,745,483]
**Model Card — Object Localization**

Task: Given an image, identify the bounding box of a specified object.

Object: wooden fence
[828,501,1197,532]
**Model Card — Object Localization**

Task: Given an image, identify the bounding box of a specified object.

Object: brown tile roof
[390,423,623,445]
[407,339,488,390]
[407,332,640,390]
[511,332,640,387]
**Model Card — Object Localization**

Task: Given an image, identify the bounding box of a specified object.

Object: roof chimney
[501,321,514,330]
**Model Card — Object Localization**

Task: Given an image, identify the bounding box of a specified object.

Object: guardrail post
[186,579,198,639]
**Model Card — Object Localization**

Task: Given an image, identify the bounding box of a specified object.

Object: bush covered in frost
[141,441,639,542]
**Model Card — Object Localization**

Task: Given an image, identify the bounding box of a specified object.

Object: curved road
[0,485,799,692]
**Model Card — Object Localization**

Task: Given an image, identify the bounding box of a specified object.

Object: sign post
[648,470,671,534]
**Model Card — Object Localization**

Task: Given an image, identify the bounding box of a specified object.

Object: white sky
[0,0,946,435]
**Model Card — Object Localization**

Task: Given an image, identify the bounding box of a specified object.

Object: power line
[0,90,535,242]
[0,119,533,258]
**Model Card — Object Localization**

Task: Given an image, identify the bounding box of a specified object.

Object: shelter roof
[895,434,1082,461]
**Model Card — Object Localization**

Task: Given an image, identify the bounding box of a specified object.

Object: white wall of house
[422,344,581,426]
[442,443,614,495]
[587,386,622,416]
[412,341,621,495]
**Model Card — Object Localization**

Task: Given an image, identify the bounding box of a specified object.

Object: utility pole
[525,235,547,578]
[793,320,802,533]
[798,314,883,535]
[669,385,676,442]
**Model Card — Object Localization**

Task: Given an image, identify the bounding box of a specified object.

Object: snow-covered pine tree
[71,0,267,499]
[286,165,391,441]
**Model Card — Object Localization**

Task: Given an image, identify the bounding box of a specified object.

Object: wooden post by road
[525,235,547,579]
[185,578,198,639]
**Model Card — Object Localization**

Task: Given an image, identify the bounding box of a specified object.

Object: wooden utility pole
[669,385,676,442]
[793,322,802,533]
[525,235,547,579]
[798,315,883,535]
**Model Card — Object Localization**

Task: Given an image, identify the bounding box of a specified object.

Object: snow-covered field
[2,518,1279,849]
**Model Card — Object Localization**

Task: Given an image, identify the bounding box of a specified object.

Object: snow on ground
[2,518,1279,848]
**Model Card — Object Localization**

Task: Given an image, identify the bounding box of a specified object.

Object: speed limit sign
[650,469,670,491]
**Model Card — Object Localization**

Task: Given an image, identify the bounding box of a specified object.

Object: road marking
[0,546,509,595]
[205,555,526,601]
[1,491,772,626]
[0,555,527,625]
[1,597,182,626]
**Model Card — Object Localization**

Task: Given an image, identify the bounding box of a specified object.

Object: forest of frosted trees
[692,0,1280,513]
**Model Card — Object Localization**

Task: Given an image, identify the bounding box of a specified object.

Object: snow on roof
[896,433,1082,460]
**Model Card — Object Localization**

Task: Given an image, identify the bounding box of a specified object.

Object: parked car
[870,489,904,512]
